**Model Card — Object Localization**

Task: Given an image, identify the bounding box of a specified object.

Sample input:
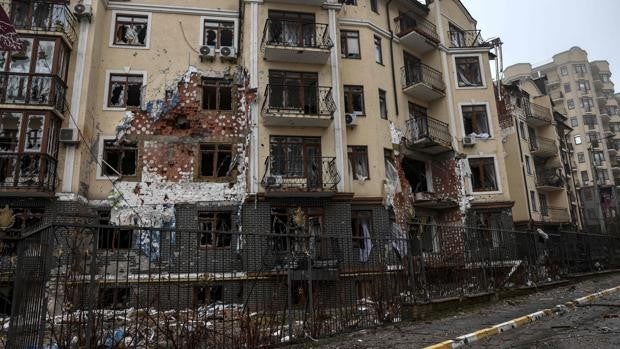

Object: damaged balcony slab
[412,192,459,210]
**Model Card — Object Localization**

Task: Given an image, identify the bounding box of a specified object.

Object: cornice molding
[104,0,239,17]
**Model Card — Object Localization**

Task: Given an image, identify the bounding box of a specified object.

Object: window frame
[198,211,234,249]
[97,210,133,250]
[97,136,138,180]
[577,152,585,163]
[370,0,379,13]
[574,134,582,145]
[197,143,234,180]
[525,155,532,175]
[109,11,152,49]
[348,145,369,180]
[202,78,233,111]
[530,190,537,211]
[351,210,372,249]
[103,70,147,111]
[343,85,365,116]
[460,102,492,137]
[560,66,568,76]
[453,54,486,89]
[340,30,361,59]
[468,155,501,194]
[373,35,383,64]
[567,99,575,110]
[378,88,387,119]
[200,16,239,52]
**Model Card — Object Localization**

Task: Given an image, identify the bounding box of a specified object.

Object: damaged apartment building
[0,0,518,317]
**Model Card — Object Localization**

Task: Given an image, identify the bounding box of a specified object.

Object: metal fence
[1,223,619,348]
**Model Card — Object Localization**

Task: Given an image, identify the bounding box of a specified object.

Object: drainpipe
[386,0,398,116]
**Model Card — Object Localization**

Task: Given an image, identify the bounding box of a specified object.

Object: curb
[423,285,620,349]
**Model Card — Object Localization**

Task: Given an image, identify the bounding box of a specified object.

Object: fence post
[85,227,99,347]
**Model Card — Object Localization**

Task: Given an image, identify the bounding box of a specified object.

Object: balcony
[262,156,340,197]
[525,101,553,125]
[262,19,332,64]
[262,84,335,127]
[541,207,570,223]
[608,140,618,157]
[401,64,445,101]
[412,191,458,210]
[394,11,439,54]
[535,168,565,192]
[5,0,77,45]
[529,136,558,158]
[404,115,452,155]
[600,108,610,122]
[0,72,66,113]
[447,30,486,48]
[0,152,56,195]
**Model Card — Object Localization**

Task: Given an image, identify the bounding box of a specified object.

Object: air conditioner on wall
[73,3,93,22]
[59,128,78,144]
[264,175,283,188]
[345,113,359,127]
[199,45,215,62]
[219,46,237,60]
[462,135,477,147]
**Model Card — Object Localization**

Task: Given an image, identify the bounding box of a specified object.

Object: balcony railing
[401,63,445,92]
[394,11,439,43]
[529,136,558,157]
[6,0,78,44]
[262,84,335,117]
[542,207,570,222]
[0,152,57,193]
[0,72,66,112]
[262,19,332,50]
[262,156,340,194]
[525,101,552,124]
[447,30,485,48]
[405,115,451,149]
[536,168,565,189]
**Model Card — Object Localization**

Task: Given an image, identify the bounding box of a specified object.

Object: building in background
[534,47,619,234]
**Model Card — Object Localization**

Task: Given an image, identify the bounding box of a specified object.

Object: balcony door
[270,136,322,189]
[403,52,421,86]
[408,102,428,140]
[269,71,319,114]
[268,11,316,47]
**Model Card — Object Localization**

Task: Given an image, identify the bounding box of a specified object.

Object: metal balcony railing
[526,101,553,124]
[535,168,565,188]
[405,115,451,148]
[0,152,57,192]
[447,30,485,48]
[262,84,336,116]
[394,11,439,43]
[0,72,66,112]
[401,63,445,92]
[262,156,340,193]
[529,136,557,156]
[5,0,78,44]
[262,19,333,50]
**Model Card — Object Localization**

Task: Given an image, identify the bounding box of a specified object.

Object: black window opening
[98,287,130,309]
[455,56,482,87]
[271,207,324,253]
[267,11,317,47]
[403,158,428,193]
[198,212,233,248]
[202,79,233,111]
[97,210,133,250]
[469,157,498,192]
[351,210,372,249]
[108,74,143,108]
[203,20,234,48]
[113,14,148,46]
[268,71,320,114]
[199,144,233,178]
[102,140,137,177]
[462,105,490,136]
[420,222,439,253]
[194,285,223,306]
[378,89,387,119]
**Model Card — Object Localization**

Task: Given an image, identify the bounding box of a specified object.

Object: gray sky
[462,0,619,79]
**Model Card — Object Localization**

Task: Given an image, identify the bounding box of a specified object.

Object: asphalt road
[304,273,620,349]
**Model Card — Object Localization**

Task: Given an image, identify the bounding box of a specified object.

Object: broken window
[577,79,590,93]
[269,136,321,179]
[113,14,149,46]
[581,170,589,183]
[579,97,594,112]
[268,70,319,114]
[198,211,232,248]
[24,115,44,152]
[420,221,439,253]
[194,285,223,306]
[378,89,387,119]
[267,11,316,47]
[449,23,466,47]
[462,105,490,136]
[199,144,233,178]
[0,112,21,152]
[403,158,428,193]
[348,146,369,180]
[203,20,234,48]
[351,210,372,249]
[107,74,143,108]
[270,207,324,254]
[477,211,506,248]
[98,287,130,309]
[567,100,575,110]
[101,139,137,177]
[469,157,498,192]
[583,115,597,130]
[343,85,365,115]
[97,210,132,250]
[202,78,233,111]
[340,30,360,58]
[574,64,587,76]
[455,56,482,87]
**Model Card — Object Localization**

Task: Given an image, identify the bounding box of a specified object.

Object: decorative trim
[104,0,239,17]
[338,18,395,41]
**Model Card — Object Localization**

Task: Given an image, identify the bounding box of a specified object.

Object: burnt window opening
[198,212,233,248]
[199,144,233,178]
[113,14,148,46]
[419,221,439,253]
[97,210,132,250]
[403,158,428,193]
[462,105,490,136]
[469,157,498,192]
[108,74,143,108]
[343,85,365,115]
[202,79,233,111]
[98,287,130,309]
[351,210,372,249]
[194,285,223,306]
[102,140,137,177]
[348,146,369,180]
[455,56,482,87]
[203,20,234,48]
[270,207,324,253]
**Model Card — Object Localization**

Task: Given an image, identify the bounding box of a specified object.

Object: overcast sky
[462,0,619,79]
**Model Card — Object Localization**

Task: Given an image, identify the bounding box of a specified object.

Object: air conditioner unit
[59,128,78,144]
[345,113,358,127]
[462,136,477,147]
[73,3,93,22]
[264,175,283,188]
[219,46,237,60]
[199,45,215,62]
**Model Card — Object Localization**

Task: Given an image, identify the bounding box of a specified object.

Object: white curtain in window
[359,218,372,262]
